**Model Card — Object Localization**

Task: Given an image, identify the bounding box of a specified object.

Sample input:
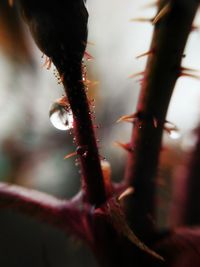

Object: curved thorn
[129,71,145,79]
[152,3,170,25]
[136,50,155,59]
[181,72,200,80]
[114,142,134,153]
[116,113,137,123]
[130,18,153,23]
[84,51,94,61]
[118,187,135,202]
[64,151,77,160]
[181,67,199,73]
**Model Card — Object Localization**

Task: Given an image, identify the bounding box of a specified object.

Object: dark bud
[18,0,88,72]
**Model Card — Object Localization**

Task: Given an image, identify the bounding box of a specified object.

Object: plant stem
[60,63,106,207]
[16,0,106,207]
[0,182,84,237]
[124,0,199,235]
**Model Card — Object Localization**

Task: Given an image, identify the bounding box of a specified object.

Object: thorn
[130,18,153,23]
[108,200,164,261]
[118,187,135,201]
[164,120,177,129]
[180,72,200,80]
[84,51,94,61]
[152,3,170,24]
[191,25,199,32]
[87,41,95,46]
[42,56,52,70]
[114,142,134,153]
[181,67,198,73]
[164,121,178,135]
[83,79,99,87]
[116,113,138,123]
[64,151,77,159]
[136,50,154,59]
[153,117,158,128]
[60,73,64,83]
[129,71,145,79]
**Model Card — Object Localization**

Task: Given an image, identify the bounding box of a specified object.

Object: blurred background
[0,0,200,266]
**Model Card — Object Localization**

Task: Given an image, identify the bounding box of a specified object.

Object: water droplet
[169,129,181,140]
[76,146,88,157]
[49,100,73,131]
[100,155,106,160]
[164,121,181,140]
[83,151,88,158]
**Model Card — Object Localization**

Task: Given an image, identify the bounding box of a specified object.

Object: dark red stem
[124,0,199,235]
[0,182,85,238]
[61,64,106,207]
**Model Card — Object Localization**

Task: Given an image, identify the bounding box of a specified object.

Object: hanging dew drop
[49,107,73,131]
[169,129,181,140]
[50,109,73,131]
[49,98,73,131]
[164,121,181,140]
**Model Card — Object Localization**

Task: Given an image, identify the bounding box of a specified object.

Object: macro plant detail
[0,0,200,267]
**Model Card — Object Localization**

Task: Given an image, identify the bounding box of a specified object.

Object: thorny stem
[124,0,199,235]
[16,0,107,207]
[0,182,85,239]
[61,64,106,207]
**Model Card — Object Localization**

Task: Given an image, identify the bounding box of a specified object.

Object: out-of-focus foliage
[0,0,33,65]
